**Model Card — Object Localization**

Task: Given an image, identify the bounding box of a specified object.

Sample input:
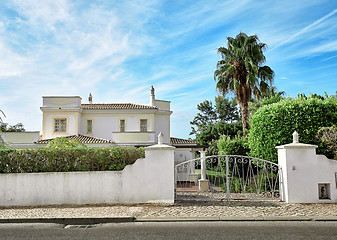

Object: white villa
[1,87,203,162]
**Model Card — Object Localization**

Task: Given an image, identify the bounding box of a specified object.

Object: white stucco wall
[174,149,194,163]
[43,113,79,139]
[154,115,170,144]
[40,94,172,146]
[0,144,175,206]
[0,131,42,149]
[42,96,82,108]
[80,113,155,142]
[277,142,337,203]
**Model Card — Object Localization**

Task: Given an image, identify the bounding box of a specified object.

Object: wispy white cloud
[1,0,337,138]
[321,54,337,62]
[270,8,337,51]
[12,0,72,27]
[0,42,31,77]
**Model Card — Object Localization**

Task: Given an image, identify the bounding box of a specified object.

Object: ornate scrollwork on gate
[175,155,282,201]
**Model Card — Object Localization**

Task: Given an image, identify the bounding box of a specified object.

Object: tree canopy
[190,96,240,137]
[214,32,274,135]
[0,123,25,132]
[0,110,5,123]
[190,96,242,155]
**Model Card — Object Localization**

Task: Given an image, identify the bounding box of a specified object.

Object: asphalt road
[0,221,337,240]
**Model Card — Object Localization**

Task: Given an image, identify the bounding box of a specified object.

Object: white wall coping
[42,96,82,99]
[276,142,318,149]
[145,143,175,151]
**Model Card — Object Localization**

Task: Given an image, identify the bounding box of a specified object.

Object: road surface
[0,221,336,240]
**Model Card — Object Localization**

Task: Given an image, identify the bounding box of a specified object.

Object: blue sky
[0,0,337,139]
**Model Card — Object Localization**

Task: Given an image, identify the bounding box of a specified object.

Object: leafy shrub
[206,139,219,156]
[249,96,337,162]
[0,147,145,173]
[217,135,249,156]
[317,126,337,159]
[46,137,87,149]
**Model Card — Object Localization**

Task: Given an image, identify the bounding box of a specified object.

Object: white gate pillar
[198,150,209,192]
[142,132,176,203]
[276,131,318,203]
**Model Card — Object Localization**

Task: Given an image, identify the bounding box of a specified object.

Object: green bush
[217,135,250,156]
[0,147,145,173]
[46,137,87,149]
[206,139,219,156]
[317,126,337,160]
[249,96,337,162]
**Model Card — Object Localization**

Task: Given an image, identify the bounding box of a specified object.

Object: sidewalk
[1,200,337,224]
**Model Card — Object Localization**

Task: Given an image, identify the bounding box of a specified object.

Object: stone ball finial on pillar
[293,131,299,143]
[158,132,164,144]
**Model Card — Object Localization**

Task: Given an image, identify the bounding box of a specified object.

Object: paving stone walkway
[1,200,337,220]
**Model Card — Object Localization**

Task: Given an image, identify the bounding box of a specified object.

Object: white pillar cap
[293,131,299,143]
[158,132,164,144]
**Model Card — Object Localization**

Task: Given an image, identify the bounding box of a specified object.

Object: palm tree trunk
[241,102,249,136]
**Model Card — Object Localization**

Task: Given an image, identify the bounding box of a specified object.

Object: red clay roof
[81,103,157,110]
[35,134,113,144]
[170,137,198,145]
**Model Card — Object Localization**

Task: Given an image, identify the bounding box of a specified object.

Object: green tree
[0,110,8,149]
[190,96,241,155]
[248,87,285,118]
[0,123,25,132]
[214,32,274,135]
[190,96,240,137]
[0,110,5,123]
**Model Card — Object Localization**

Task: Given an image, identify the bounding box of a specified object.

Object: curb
[135,216,337,222]
[1,216,337,224]
[0,217,135,225]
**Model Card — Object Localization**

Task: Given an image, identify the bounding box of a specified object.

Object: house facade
[40,86,171,146]
[1,86,203,162]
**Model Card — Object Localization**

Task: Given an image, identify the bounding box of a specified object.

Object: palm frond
[0,110,5,123]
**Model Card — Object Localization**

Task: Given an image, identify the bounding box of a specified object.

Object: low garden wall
[0,144,175,206]
[277,133,337,203]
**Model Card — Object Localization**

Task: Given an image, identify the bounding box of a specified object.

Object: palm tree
[0,110,6,148]
[0,110,5,123]
[214,32,274,135]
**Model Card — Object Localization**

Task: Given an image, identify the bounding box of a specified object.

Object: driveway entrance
[175,155,282,201]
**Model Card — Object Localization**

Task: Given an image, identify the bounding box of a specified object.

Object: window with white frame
[120,119,126,132]
[140,119,147,132]
[54,118,67,133]
[86,119,93,134]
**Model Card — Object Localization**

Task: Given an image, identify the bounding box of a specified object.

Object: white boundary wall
[277,133,337,203]
[0,143,175,206]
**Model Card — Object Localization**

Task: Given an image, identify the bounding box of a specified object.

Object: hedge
[248,96,337,162]
[0,147,145,173]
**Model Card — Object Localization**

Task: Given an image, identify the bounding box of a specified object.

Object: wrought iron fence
[175,155,282,201]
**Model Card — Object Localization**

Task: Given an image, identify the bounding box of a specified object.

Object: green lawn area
[195,169,226,190]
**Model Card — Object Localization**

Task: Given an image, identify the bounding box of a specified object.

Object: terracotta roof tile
[170,137,198,145]
[81,103,157,110]
[35,134,113,144]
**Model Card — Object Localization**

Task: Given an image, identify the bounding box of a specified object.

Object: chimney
[150,86,155,106]
[88,93,93,104]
